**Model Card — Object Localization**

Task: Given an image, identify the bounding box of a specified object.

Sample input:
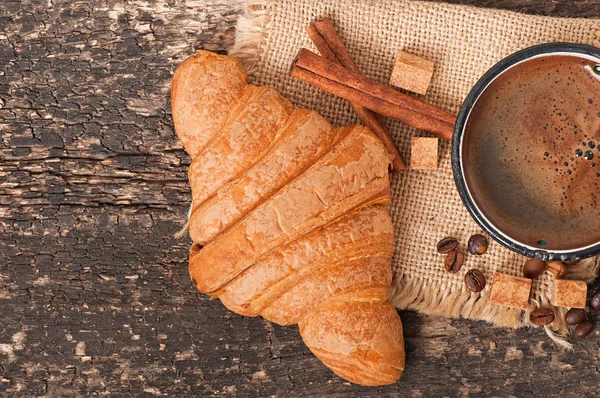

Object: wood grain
[1,0,599,396]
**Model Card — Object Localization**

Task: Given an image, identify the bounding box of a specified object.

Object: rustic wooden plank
[1,0,599,397]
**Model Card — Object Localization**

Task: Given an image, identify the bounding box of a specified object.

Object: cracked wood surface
[1,0,600,396]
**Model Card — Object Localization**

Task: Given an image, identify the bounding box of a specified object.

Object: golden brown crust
[175,50,405,387]
[187,86,294,227]
[189,125,391,294]
[261,256,392,325]
[171,51,248,158]
[299,300,405,386]
[217,205,394,321]
[189,109,339,246]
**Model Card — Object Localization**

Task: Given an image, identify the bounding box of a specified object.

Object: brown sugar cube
[489,272,532,309]
[410,137,438,170]
[389,51,435,95]
[553,279,587,308]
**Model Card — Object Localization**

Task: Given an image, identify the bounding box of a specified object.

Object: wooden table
[1,1,599,396]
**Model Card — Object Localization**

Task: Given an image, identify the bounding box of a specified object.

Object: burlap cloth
[230,0,600,346]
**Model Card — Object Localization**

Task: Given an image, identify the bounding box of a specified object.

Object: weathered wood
[1,0,599,396]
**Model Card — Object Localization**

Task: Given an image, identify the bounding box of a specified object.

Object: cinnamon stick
[305,22,339,63]
[295,48,456,126]
[312,18,358,71]
[290,48,456,141]
[306,19,406,171]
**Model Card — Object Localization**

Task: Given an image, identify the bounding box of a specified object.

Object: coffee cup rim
[452,42,600,261]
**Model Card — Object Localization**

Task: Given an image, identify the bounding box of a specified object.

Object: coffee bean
[444,250,465,273]
[546,261,567,279]
[565,308,586,325]
[529,307,555,326]
[467,234,488,255]
[574,320,594,339]
[564,259,580,265]
[464,269,486,292]
[522,259,546,279]
[437,237,459,254]
[590,289,600,311]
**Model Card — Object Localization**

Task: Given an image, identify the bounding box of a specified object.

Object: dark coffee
[463,55,600,251]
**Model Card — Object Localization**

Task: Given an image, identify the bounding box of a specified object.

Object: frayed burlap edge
[229,0,277,74]
[229,0,599,349]
[390,257,598,349]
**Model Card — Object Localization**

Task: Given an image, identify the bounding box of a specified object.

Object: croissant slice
[189,109,341,245]
[299,299,405,386]
[172,50,405,386]
[217,205,393,320]
[260,255,393,326]
[189,124,390,294]
[171,51,247,158]
[188,85,294,211]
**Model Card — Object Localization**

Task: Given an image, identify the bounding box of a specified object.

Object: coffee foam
[463,54,600,251]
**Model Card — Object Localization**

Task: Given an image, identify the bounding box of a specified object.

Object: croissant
[172,50,405,386]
